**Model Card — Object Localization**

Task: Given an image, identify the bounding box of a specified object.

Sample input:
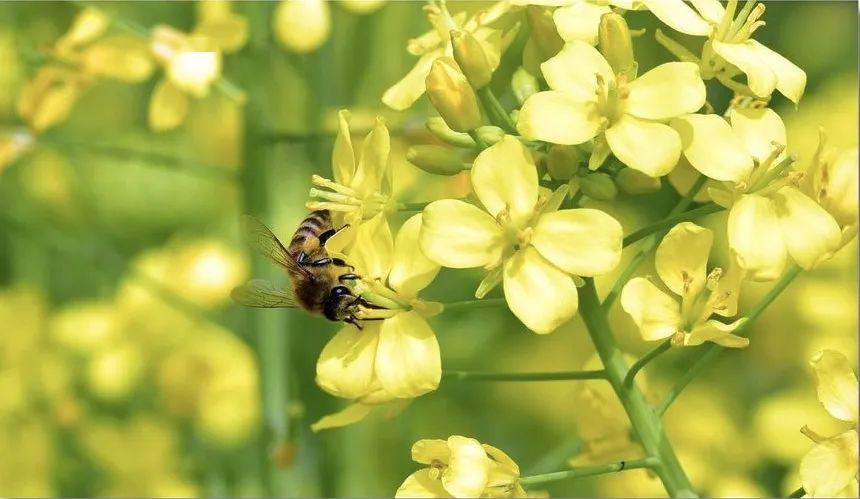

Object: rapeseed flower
[420,135,623,334]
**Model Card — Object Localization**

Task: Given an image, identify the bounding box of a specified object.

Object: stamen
[308,188,361,206]
[800,425,826,444]
[311,175,357,196]
[305,201,356,212]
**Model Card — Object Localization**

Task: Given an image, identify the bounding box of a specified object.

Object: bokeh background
[0,1,856,497]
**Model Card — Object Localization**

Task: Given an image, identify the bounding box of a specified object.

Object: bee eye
[331,286,351,298]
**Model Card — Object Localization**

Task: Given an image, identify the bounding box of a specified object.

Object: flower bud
[616,167,661,195]
[476,126,504,146]
[450,30,493,89]
[526,6,564,60]
[579,172,617,201]
[406,145,467,176]
[598,12,637,79]
[426,117,475,148]
[425,57,483,132]
[546,145,581,181]
[512,67,539,105]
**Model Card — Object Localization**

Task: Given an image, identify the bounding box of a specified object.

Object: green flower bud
[579,172,618,201]
[426,117,476,148]
[476,126,505,146]
[546,145,581,181]
[598,12,637,79]
[615,168,661,195]
[406,145,467,176]
[512,67,539,105]
[526,6,564,60]
[451,30,493,89]
[425,57,483,133]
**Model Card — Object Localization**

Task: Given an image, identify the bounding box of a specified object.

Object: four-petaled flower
[420,135,623,334]
[517,41,706,177]
[621,222,747,348]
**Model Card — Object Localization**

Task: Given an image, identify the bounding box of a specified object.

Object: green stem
[656,264,802,415]
[603,174,708,311]
[443,369,606,382]
[579,278,696,497]
[519,457,659,486]
[748,155,796,193]
[476,86,517,133]
[442,298,507,311]
[468,129,490,149]
[398,201,432,212]
[622,203,723,247]
[624,340,671,388]
[789,486,806,498]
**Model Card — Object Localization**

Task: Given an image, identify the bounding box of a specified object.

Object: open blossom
[313,214,442,431]
[799,350,858,498]
[396,436,526,498]
[517,41,706,177]
[420,135,622,334]
[621,222,747,348]
[670,107,842,281]
[516,0,634,46]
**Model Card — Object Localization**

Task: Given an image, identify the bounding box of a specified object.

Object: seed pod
[451,30,493,89]
[425,57,483,132]
[616,168,661,195]
[580,172,618,201]
[407,145,467,176]
[599,12,637,79]
[512,67,539,105]
[426,117,476,148]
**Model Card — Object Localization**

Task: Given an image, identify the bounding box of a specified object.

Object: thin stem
[748,155,796,193]
[519,457,658,486]
[657,264,802,415]
[476,86,517,133]
[603,174,708,311]
[788,486,806,498]
[623,203,723,247]
[398,201,432,212]
[624,340,671,388]
[442,298,507,311]
[443,369,607,382]
[468,129,490,149]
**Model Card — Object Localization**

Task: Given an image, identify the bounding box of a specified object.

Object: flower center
[306,175,389,220]
[680,267,732,330]
[596,73,628,125]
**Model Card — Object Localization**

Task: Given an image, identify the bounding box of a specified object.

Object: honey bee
[231,211,371,327]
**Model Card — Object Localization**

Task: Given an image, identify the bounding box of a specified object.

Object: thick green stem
[624,340,671,388]
[476,86,517,133]
[657,264,802,415]
[789,486,806,498]
[623,203,723,247]
[579,278,696,497]
[443,369,606,382]
[519,457,658,486]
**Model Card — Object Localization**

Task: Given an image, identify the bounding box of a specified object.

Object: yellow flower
[193,0,249,53]
[0,129,35,172]
[395,436,526,498]
[306,110,393,228]
[517,41,705,176]
[273,0,331,53]
[651,0,806,103]
[621,222,747,348]
[517,0,634,46]
[382,0,519,110]
[313,214,442,431]
[670,108,842,280]
[17,65,92,133]
[420,135,623,334]
[799,350,858,498]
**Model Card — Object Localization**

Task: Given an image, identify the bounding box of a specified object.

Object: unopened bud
[425,57,483,132]
[579,172,617,201]
[476,126,504,146]
[546,145,581,181]
[598,13,637,79]
[615,168,661,195]
[512,67,539,105]
[451,30,493,89]
[406,145,467,175]
[526,6,564,60]
[426,117,475,148]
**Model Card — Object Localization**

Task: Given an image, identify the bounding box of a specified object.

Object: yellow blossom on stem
[621,222,747,348]
[420,135,623,334]
[514,0,637,47]
[395,436,526,498]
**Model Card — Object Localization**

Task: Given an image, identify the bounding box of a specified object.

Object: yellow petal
[420,200,504,269]
[443,436,490,498]
[626,62,705,121]
[642,0,712,35]
[375,312,441,399]
[713,255,743,317]
[273,0,331,53]
[349,212,394,281]
[389,214,440,299]
[689,0,725,23]
[620,277,682,341]
[340,0,387,14]
[351,117,390,197]
[81,35,155,83]
[810,350,859,423]
[382,51,439,111]
[727,194,786,281]
[667,160,714,203]
[729,107,787,163]
[396,469,452,498]
[503,247,578,334]
[412,439,451,465]
[748,40,806,103]
[315,323,379,399]
[148,79,190,131]
[194,11,249,53]
[471,135,539,226]
[166,43,221,98]
[531,209,622,276]
[772,187,842,270]
[655,222,712,296]
[332,109,355,185]
[670,113,753,182]
[686,318,749,348]
[517,90,602,145]
[800,430,859,498]
[712,40,778,99]
[310,403,373,432]
[814,147,859,228]
[540,41,613,100]
[553,2,611,45]
[56,8,109,52]
[605,115,682,177]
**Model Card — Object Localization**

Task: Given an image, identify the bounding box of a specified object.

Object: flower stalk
[519,457,659,486]
[443,369,607,382]
[624,340,672,388]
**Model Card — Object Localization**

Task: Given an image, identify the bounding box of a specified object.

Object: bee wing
[241,215,309,278]
[231,279,297,308]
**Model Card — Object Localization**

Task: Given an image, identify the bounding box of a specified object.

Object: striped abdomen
[288,209,333,257]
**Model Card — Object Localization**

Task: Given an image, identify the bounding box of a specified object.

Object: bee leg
[338,273,360,283]
[331,258,355,271]
[318,229,337,245]
[345,316,363,330]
